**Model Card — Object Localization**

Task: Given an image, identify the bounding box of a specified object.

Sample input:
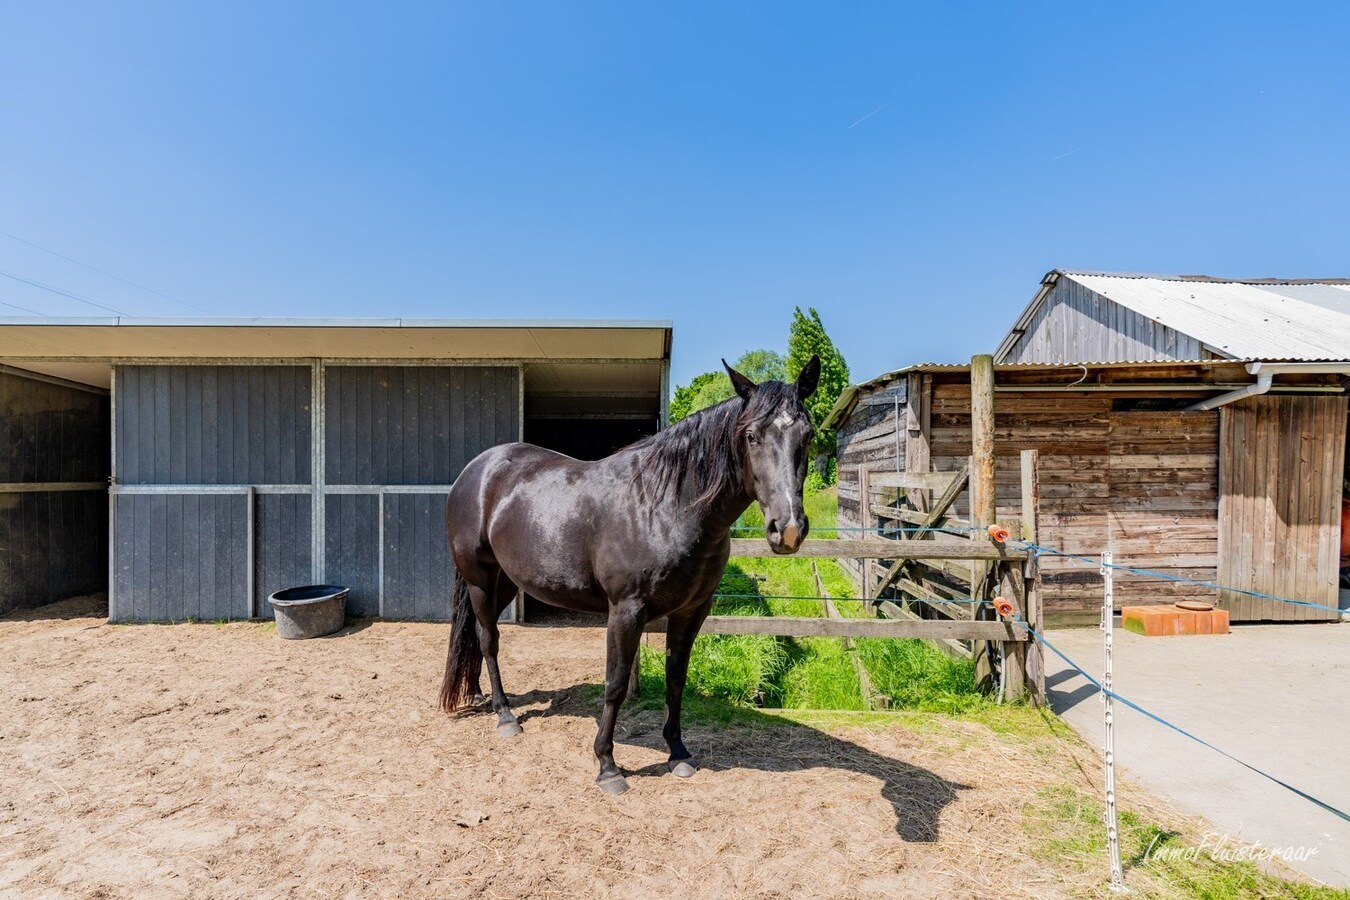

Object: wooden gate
[1218,395,1347,622]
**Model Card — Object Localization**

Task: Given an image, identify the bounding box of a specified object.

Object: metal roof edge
[1058,270,1350,285]
[993,269,1062,362]
[0,316,674,330]
[821,365,918,429]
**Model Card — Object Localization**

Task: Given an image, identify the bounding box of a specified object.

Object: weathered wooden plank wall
[116,366,312,485]
[325,493,381,617]
[0,370,109,614]
[323,366,517,485]
[323,365,517,620]
[838,374,1223,624]
[1105,410,1219,606]
[113,364,519,622]
[1001,277,1204,364]
[1218,395,1346,622]
[931,383,1219,621]
[255,493,313,619]
[113,366,311,622]
[835,381,905,584]
[113,493,249,621]
[383,493,458,620]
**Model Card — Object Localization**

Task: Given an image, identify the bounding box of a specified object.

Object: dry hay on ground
[0,596,1204,899]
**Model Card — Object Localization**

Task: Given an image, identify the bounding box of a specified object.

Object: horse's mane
[624,380,801,511]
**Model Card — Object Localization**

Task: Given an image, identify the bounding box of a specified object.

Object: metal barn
[0,318,671,622]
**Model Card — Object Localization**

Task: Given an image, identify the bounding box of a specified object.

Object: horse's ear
[796,354,821,399]
[723,358,757,401]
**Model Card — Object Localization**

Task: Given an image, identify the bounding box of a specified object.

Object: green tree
[732,349,787,384]
[787,307,850,479]
[669,371,724,423]
[668,349,787,423]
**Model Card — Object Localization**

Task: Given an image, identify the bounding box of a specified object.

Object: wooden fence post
[970,354,998,692]
[859,464,874,611]
[905,372,931,513]
[1021,449,1045,705]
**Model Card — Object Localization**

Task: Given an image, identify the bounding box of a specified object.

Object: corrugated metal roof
[1015,271,1350,362]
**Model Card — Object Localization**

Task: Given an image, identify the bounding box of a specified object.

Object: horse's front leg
[594,598,645,795]
[662,610,707,778]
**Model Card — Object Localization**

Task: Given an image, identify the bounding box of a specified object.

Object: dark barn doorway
[520,415,661,623]
[0,367,110,617]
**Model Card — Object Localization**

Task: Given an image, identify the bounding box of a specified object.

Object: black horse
[440,355,821,793]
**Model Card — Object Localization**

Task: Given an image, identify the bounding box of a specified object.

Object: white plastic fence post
[1101,551,1125,892]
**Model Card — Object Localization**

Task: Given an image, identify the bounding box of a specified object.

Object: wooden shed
[825,360,1348,624]
[0,317,671,621]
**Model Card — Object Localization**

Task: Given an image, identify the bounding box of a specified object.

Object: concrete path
[1044,622,1350,887]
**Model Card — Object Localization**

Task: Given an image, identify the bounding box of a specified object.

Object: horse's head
[724,354,821,554]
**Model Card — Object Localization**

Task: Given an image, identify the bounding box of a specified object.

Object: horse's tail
[439,570,482,714]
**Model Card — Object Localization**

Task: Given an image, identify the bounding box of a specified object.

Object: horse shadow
[503,682,969,843]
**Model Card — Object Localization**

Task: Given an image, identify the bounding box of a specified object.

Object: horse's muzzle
[766,516,807,555]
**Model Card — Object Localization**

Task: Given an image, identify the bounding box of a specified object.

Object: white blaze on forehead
[772,411,795,430]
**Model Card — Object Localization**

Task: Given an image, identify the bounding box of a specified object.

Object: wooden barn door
[1218,395,1347,622]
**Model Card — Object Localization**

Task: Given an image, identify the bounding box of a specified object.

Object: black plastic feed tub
[269,585,349,639]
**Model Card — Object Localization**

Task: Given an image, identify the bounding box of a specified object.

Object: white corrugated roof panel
[1062,273,1350,360]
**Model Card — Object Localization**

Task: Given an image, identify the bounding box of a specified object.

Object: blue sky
[2,3,1347,386]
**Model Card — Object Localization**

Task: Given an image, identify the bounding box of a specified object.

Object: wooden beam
[869,471,962,492]
[970,353,998,693]
[896,578,973,620]
[874,506,1019,541]
[867,465,972,599]
[905,372,931,512]
[1021,449,1045,706]
[730,538,1025,560]
[997,562,1026,698]
[876,507,968,527]
[646,615,1028,641]
[858,464,873,604]
[969,354,997,531]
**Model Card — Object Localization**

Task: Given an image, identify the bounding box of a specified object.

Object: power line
[0,268,131,316]
[0,297,46,316]
[0,228,213,315]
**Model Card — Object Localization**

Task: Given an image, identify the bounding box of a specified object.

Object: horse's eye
[747,432,759,445]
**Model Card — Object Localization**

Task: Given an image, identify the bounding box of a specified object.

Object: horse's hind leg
[469,568,522,738]
[594,598,645,795]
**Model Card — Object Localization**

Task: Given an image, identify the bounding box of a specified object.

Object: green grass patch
[1023,784,1346,899]
[652,487,993,714]
[854,637,988,713]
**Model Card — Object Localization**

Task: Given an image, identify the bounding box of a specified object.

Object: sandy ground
[2,598,1107,899]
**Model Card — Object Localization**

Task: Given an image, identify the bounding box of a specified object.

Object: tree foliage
[668,321,848,483]
[731,349,787,384]
[787,306,850,476]
[669,371,731,422]
[669,349,787,423]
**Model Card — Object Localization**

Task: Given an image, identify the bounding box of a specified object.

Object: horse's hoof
[597,775,629,795]
[669,760,697,779]
[496,721,523,738]
[470,694,489,709]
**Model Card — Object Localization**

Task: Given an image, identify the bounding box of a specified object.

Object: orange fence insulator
[992,596,1014,618]
[987,523,1011,543]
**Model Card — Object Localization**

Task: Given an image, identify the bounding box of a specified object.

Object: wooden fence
[642,355,1045,704]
